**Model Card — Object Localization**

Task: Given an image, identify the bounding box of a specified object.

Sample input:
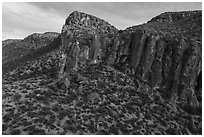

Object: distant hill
[2,39,22,47]
[2,32,60,74]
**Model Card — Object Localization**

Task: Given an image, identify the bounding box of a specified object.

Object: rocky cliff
[2,10,202,135]
[60,10,202,111]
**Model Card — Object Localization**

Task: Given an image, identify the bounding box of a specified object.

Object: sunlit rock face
[60,10,201,110]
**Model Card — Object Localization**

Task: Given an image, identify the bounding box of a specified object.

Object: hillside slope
[2,32,60,74]
[2,10,202,135]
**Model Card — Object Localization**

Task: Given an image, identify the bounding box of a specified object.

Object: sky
[2,2,202,40]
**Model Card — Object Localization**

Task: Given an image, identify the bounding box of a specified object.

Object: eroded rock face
[59,11,202,110]
[59,11,118,84]
[2,10,202,135]
[65,11,118,34]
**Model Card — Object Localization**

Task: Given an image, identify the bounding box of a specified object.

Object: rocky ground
[2,49,202,135]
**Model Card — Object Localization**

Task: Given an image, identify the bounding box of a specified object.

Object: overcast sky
[2,2,202,40]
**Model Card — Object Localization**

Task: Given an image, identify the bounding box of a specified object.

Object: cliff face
[60,10,202,110]
[2,10,202,135]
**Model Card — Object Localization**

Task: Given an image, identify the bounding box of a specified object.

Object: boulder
[87,92,100,104]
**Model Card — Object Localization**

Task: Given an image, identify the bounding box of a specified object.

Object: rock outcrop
[2,10,202,135]
[58,11,118,85]
[59,10,202,111]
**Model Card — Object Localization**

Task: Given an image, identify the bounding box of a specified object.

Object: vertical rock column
[179,41,201,107]
[90,34,102,64]
[150,39,166,88]
[129,30,147,74]
[140,33,159,82]
[58,24,81,87]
